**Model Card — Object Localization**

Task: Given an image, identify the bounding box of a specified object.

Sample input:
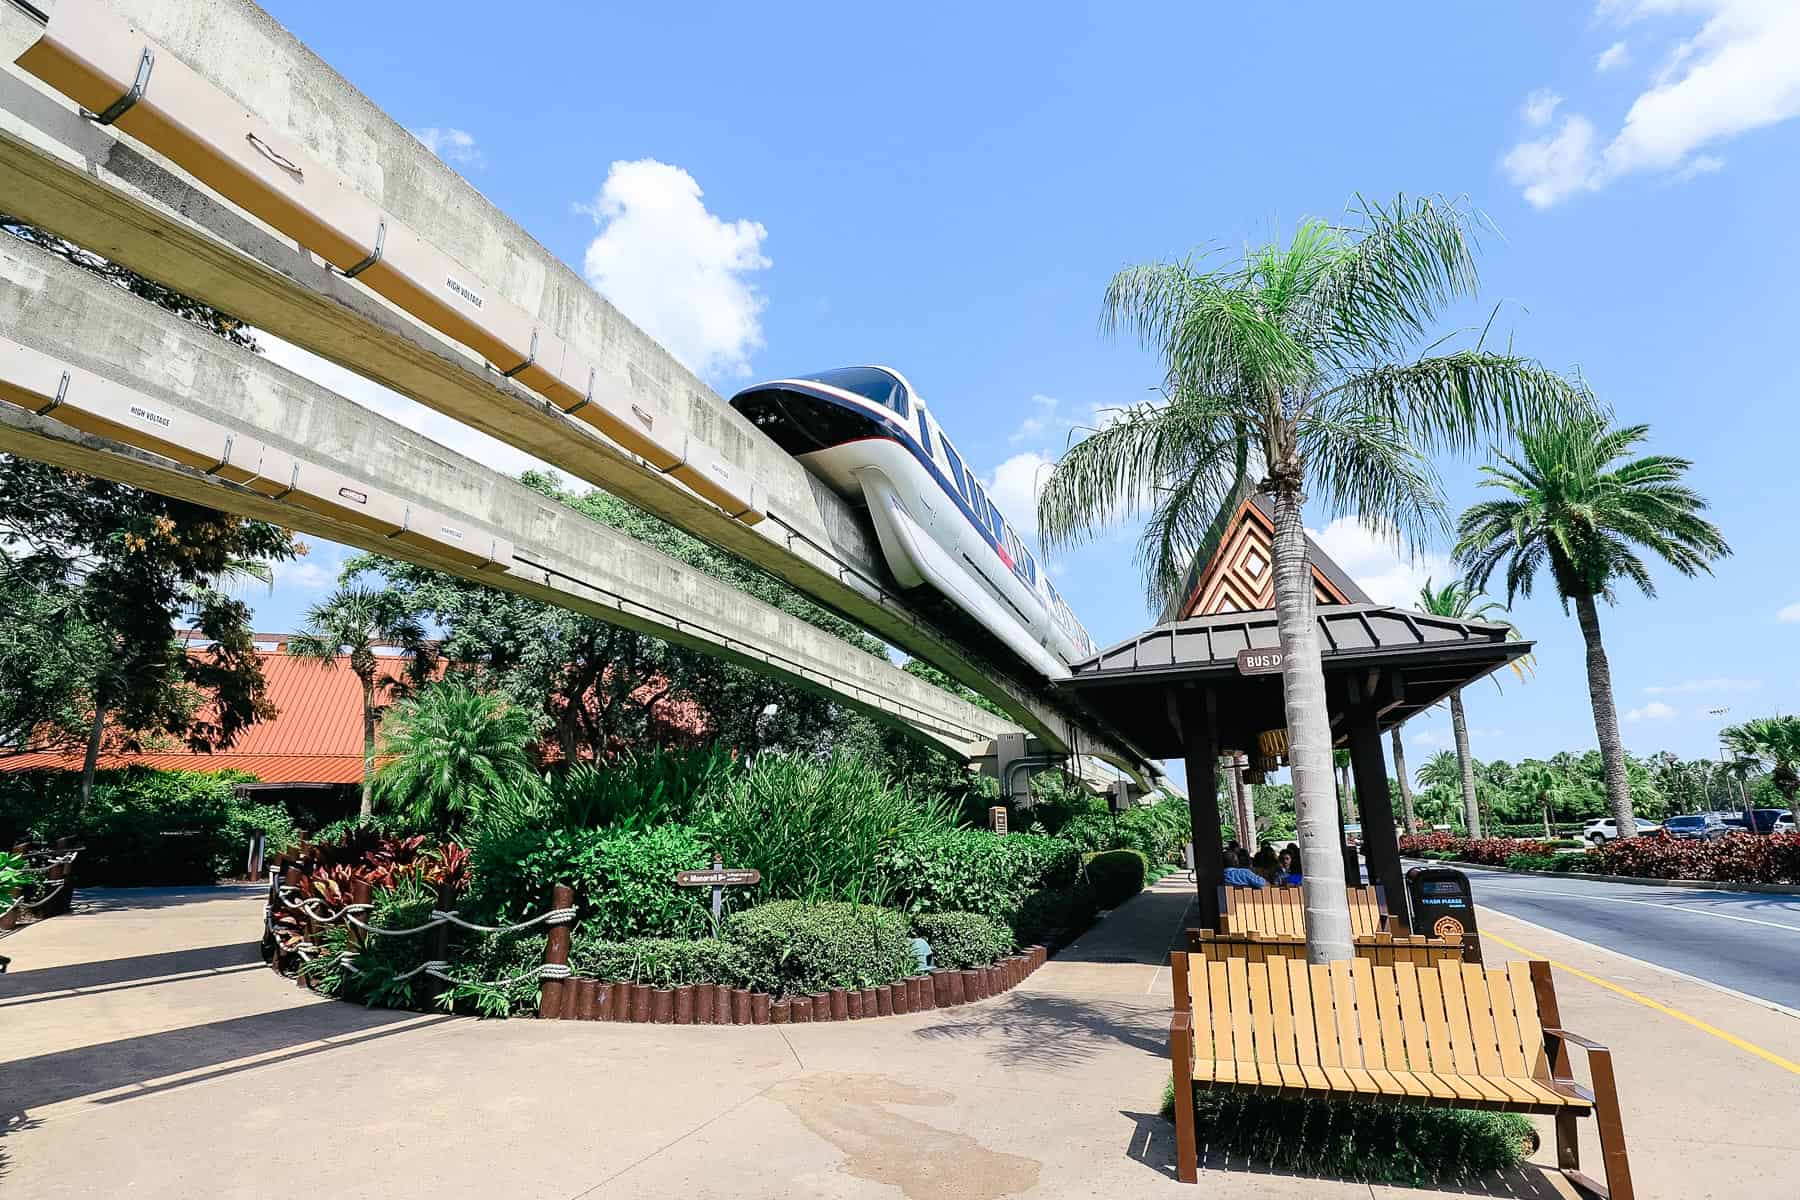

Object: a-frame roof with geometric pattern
[1163,490,1370,622]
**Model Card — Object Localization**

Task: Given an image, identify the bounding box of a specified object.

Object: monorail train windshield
[797,367,910,417]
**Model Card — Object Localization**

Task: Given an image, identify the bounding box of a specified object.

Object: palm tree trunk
[1449,690,1481,839]
[359,682,376,819]
[1574,592,1635,836]
[1391,728,1418,835]
[1235,758,1256,845]
[78,689,108,806]
[1267,486,1353,963]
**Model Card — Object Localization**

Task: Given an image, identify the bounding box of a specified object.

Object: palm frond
[1324,351,1592,457]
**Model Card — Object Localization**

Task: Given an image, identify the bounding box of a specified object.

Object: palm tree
[372,680,541,831]
[1036,196,1586,962]
[1415,578,1528,839]
[1514,762,1559,839]
[1456,420,1730,839]
[1723,717,1800,829]
[1390,727,1419,835]
[1417,749,1464,832]
[288,586,431,817]
[1332,748,1356,824]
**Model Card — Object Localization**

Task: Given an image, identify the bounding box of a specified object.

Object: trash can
[1405,865,1482,963]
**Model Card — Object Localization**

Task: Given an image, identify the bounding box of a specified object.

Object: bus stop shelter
[1059,604,1533,934]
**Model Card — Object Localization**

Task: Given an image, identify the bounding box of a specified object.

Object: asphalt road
[1453,864,1800,1011]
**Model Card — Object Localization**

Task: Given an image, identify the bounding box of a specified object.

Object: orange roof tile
[0,648,424,785]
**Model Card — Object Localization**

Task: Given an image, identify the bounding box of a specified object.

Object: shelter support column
[1175,687,1225,932]
[1347,677,1410,932]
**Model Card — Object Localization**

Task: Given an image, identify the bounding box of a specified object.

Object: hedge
[570,936,753,990]
[880,829,1080,922]
[1407,829,1800,885]
[911,910,1014,969]
[0,767,296,885]
[465,823,715,938]
[1083,848,1148,909]
[724,900,918,996]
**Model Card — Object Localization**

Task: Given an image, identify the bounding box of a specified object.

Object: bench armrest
[1540,1025,1613,1086]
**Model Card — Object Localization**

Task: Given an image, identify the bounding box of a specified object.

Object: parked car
[1777,814,1795,834]
[1582,816,1660,845]
[1721,809,1788,835]
[1662,814,1729,841]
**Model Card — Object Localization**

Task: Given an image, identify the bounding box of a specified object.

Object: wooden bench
[1168,952,1632,1198]
[1220,884,1400,938]
[1186,927,1463,967]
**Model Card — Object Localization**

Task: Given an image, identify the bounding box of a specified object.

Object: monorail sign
[1235,647,1285,676]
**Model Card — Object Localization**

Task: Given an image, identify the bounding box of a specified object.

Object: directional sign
[1235,647,1285,676]
[675,868,762,888]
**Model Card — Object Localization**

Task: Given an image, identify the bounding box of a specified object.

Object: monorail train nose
[729,384,890,456]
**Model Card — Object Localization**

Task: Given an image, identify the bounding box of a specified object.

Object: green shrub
[880,828,1081,922]
[1083,848,1148,908]
[303,874,445,1010]
[539,745,735,831]
[570,935,752,989]
[464,823,714,938]
[0,767,297,885]
[697,751,956,907]
[0,849,31,908]
[1054,811,1117,854]
[1504,852,1562,872]
[724,900,916,996]
[1007,880,1098,946]
[911,910,1014,969]
[1161,1086,1533,1185]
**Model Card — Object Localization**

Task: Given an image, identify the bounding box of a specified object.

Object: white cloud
[1411,729,1452,750]
[1644,677,1760,695]
[985,452,1054,537]
[256,334,551,479]
[1625,700,1678,721]
[1778,601,1800,623]
[1597,40,1632,72]
[579,159,770,379]
[1504,113,1601,208]
[269,539,342,593]
[1503,2,1800,207]
[1674,152,1727,180]
[1007,393,1121,447]
[1523,89,1564,127]
[411,126,481,167]
[1305,518,1455,608]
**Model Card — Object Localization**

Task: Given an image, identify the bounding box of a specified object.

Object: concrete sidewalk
[1,878,1793,1199]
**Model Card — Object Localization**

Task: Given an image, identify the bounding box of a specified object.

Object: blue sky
[245,0,1799,770]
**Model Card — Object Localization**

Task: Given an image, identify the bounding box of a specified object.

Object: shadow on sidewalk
[71,884,267,914]
[0,942,261,1002]
[912,992,1167,1069]
[0,999,448,1117]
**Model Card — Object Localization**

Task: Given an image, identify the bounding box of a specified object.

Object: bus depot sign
[1236,647,1285,676]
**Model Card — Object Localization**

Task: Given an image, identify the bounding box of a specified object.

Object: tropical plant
[1456,420,1730,838]
[287,586,434,817]
[0,849,33,909]
[1723,716,1800,829]
[372,680,542,832]
[1036,195,1587,961]
[1414,578,1529,839]
[909,911,1015,969]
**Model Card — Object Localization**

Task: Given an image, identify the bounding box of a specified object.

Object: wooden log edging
[551,944,1049,1029]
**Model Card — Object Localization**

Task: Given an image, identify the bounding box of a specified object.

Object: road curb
[1403,858,1800,896]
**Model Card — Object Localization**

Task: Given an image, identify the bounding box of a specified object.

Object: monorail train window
[939,434,969,498]
[798,367,909,418]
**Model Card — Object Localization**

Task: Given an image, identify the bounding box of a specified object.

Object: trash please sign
[1235,648,1285,676]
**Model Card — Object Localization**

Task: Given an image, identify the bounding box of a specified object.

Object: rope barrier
[272,888,575,938]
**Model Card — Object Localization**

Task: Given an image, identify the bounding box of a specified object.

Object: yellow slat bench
[1219,884,1401,938]
[1186,927,1464,967]
[1168,952,1633,1198]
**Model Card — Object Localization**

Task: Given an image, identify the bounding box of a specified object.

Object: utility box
[1406,865,1482,963]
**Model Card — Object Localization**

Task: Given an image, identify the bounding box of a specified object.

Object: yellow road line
[1482,929,1800,1078]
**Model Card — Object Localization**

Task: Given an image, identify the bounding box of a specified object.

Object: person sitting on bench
[1221,849,1266,889]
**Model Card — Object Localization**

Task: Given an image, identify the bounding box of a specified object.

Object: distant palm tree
[1723,716,1800,829]
[1514,762,1559,839]
[373,680,540,831]
[1390,728,1419,835]
[1332,747,1356,824]
[1415,578,1528,839]
[1456,420,1730,839]
[1037,196,1587,962]
[288,586,431,817]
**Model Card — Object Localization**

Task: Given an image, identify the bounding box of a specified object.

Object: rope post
[427,882,457,1003]
[347,880,372,954]
[538,883,575,1020]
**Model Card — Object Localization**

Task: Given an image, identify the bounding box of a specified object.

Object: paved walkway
[1,877,1795,1198]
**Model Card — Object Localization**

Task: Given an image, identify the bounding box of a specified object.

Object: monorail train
[730,367,1095,680]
